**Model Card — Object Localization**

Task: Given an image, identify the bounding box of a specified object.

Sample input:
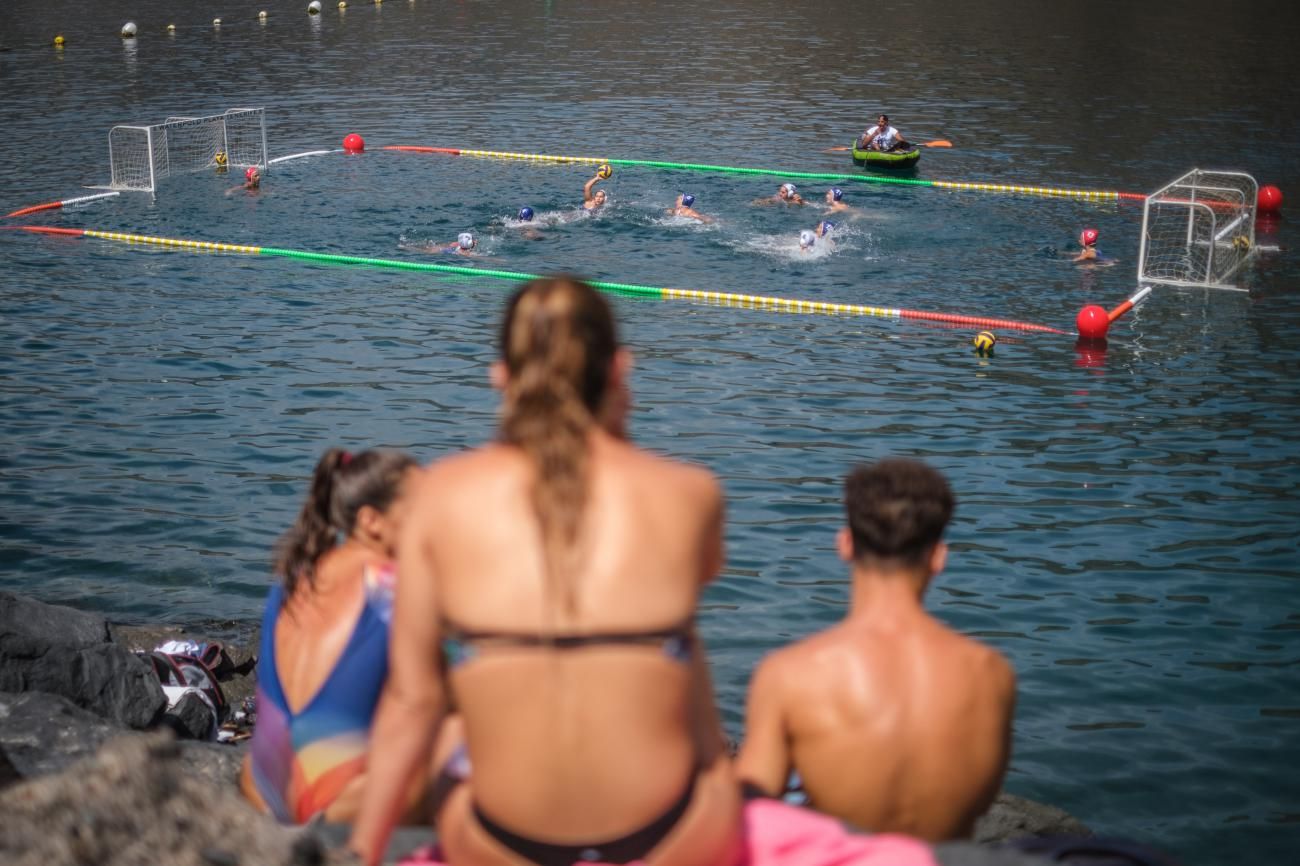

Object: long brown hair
[273,447,417,600]
[498,276,618,612]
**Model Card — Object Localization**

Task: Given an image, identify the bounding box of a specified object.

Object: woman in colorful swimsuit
[352,276,741,866]
[241,447,421,824]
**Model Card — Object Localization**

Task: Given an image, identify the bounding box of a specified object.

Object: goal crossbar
[108,108,268,194]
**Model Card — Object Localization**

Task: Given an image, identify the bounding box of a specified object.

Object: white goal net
[1137,169,1258,291]
[108,108,267,193]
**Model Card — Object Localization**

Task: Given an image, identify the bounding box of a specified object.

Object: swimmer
[825,188,851,213]
[815,220,836,240]
[582,169,608,212]
[226,165,262,195]
[406,231,478,256]
[755,182,805,206]
[510,206,545,240]
[1073,227,1100,262]
[798,229,817,252]
[668,193,713,223]
[517,206,535,223]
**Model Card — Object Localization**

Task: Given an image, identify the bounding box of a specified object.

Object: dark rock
[0,691,118,777]
[0,632,166,728]
[164,691,216,740]
[0,743,21,789]
[973,792,1092,843]
[0,730,355,866]
[177,739,246,788]
[0,591,112,648]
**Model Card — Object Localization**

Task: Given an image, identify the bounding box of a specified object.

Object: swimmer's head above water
[1080,227,1099,247]
[779,183,797,200]
[244,166,261,187]
[816,220,835,237]
[828,188,844,203]
[518,207,535,222]
[680,194,695,208]
[457,232,476,250]
[799,229,816,250]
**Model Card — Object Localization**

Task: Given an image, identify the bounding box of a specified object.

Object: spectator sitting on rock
[241,447,429,824]
[736,458,1016,841]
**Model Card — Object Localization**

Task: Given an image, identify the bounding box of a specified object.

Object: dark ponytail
[498,276,617,613]
[273,447,417,600]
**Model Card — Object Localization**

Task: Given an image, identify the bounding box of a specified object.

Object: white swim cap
[799,230,816,249]
[457,232,474,250]
[781,183,796,196]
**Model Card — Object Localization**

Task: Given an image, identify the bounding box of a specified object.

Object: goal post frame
[107,107,267,194]
[1137,169,1258,292]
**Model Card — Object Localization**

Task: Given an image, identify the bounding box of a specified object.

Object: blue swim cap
[818,220,835,235]
[831,187,843,202]
[681,194,695,208]
[518,207,534,222]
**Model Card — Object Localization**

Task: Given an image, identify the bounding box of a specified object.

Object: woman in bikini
[241,447,422,824]
[351,277,741,866]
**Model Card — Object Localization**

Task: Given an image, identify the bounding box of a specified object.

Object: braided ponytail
[498,277,618,613]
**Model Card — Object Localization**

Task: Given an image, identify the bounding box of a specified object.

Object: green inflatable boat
[851,144,921,169]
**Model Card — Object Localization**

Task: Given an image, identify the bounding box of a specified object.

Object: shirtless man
[755,183,804,205]
[858,114,910,152]
[226,166,261,195]
[737,458,1016,842]
[824,188,851,213]
[668,193,713,223]
[582,168,609,212]
[406,232,477,255]
[1074,227,1100,262]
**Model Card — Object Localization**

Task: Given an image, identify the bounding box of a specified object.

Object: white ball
[308,0,323,12]
[259,10,269,19]
[213,18,222,26]
[120,21,137,38]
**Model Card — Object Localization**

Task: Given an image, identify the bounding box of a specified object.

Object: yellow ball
[597,163,612,179]
[973,331,997,354]
[214,151,228,166]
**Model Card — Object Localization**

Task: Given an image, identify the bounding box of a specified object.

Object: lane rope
[13,225,1066,334]
[5,191,120,219]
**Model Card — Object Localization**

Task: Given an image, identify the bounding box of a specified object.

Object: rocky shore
[0,592,1091,865]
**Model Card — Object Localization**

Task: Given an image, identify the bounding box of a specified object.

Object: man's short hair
[844,458,954,565]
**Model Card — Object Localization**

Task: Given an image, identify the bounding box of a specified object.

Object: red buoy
[343,133,365,153]
[1257,185,1282,215]
[1076,304,1109,340]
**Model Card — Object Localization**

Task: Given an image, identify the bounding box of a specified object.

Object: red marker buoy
[1257,185,1282,215]
[1076,304,1109,340]
[343,133,365,153]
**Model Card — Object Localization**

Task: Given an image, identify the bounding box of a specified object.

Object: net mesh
[1139,170,1257,289]
[108,108,266,193]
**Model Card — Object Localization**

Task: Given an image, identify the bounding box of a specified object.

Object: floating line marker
[5,191,120,219]
[382,144,1142,202]
[14,225,1065,334]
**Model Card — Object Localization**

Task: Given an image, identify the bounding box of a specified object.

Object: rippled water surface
[2,1,1298,862]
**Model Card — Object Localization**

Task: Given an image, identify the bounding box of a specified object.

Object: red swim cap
[1080,228,1099,246]
[246,166,260,181]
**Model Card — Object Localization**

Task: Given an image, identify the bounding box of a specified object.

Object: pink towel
[395,799,937,866]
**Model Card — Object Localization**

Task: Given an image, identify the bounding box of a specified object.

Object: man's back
[739,603,1015,841]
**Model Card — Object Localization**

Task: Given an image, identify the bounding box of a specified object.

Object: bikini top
[440,616,696,671]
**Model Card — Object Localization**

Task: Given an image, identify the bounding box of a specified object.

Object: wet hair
[878,114,889,124]
[844,458,954,567]
[273,448,417,599]
[498,276,618,611]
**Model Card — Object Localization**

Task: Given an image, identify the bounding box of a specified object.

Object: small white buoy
[308,0,323,13]
[258,10,268,19]
[213,17,222,26]
[120,21,137,38]
[166,23,176,33]
[337,0,347,8]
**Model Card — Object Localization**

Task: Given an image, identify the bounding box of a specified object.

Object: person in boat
[583,170,609,212]
[858,114,911,152]
[1074,227,1100,262]
[824,188,851,213]
[350,276,742,866]
[756,183,805,206]
[241,448,425,824]
[669,193,713,223]
[736,458,1016,842]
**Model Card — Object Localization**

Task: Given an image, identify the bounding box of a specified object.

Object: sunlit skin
[736,529,1016,842]
[859,115,911,152]
[754,184,804,206]
[583,172,608,211]
[350,332,742,866]
[669,195,714,223]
